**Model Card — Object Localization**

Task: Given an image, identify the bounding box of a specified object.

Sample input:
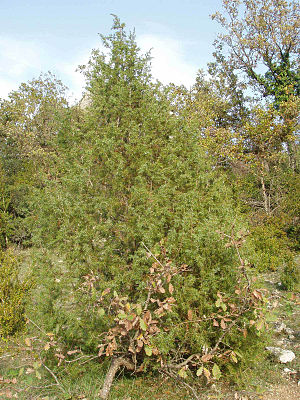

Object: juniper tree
[28,18,267,391]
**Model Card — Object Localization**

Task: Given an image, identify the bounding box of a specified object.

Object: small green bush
[281,259,299,290]
[0,248,30,337]
[247,218,296,272]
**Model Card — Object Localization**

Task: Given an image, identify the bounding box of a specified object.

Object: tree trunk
[287,140,297,172]
[99,357,134,400]
[260,176,270,215]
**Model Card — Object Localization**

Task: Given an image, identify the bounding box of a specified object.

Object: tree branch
[99,357,135,400]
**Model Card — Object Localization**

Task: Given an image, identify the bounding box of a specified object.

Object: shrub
[0,248,30,337]
[27,19,269,398]
[247,217,297,273]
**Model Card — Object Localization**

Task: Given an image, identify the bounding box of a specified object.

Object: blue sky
[0,0,225,102]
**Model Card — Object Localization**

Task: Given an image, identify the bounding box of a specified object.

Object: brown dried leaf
[144,310,151,322]
[101,288,111,297]
[252,290,263,300]
[203,367,211,381]
[98,345,105,357]
[124,320,133,331]
[201,354,213,362]
[67,349,80,355]
[187,310,193,321]
[220,320,226,330]
[44,343,50,351]
[106,343,114,356]
[168,283,174,294]
[155,307,165,316]
[55,353,65,359]
[213,319,219,327]
[128,345,135,353]
[2,390,13,399]
[26,368,34,375]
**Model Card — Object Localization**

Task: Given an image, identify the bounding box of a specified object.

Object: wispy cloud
[57,43,105,103]
[137,34,198,88]
[0,36,44,98]
[59,55,89,103]
[0,33,198,102]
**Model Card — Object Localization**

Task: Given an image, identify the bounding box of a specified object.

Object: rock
[273,322,295,339]
[266,347,296,363]
[283,367,297,374]
[293,331,300,339]
[285,327,294,335]
[279,350,295,363]
[273,322,286,333]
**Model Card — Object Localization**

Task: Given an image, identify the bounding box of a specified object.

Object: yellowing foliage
[0,249,30,338]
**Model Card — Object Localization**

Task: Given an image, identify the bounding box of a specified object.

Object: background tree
[212,0,299,104]
[212,0,299,169]
[0,74,69,245]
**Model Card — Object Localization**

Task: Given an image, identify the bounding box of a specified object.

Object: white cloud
[0,36,44,99]
[0,36,42,76]
[137,34,198,88]
[59,55,89,104]
[57,34,198,104]
[57,43,107,104]
[0,33,198,102]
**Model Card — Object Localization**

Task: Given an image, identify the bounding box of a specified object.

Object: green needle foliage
[26,19,266,387]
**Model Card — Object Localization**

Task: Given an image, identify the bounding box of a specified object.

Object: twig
[0,354,11,359]
[162,369,201,400]
[168,354,200,370]
[143,289,152,311]
[211,319,237,355]
[41,361,66,393]
[17,384,58,394]
[64,354,96,364]
[141,242,163,267]
[79,355,99,365]
[26,316,48,337]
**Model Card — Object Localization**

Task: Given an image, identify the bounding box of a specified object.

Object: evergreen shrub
[28,18,268,388]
